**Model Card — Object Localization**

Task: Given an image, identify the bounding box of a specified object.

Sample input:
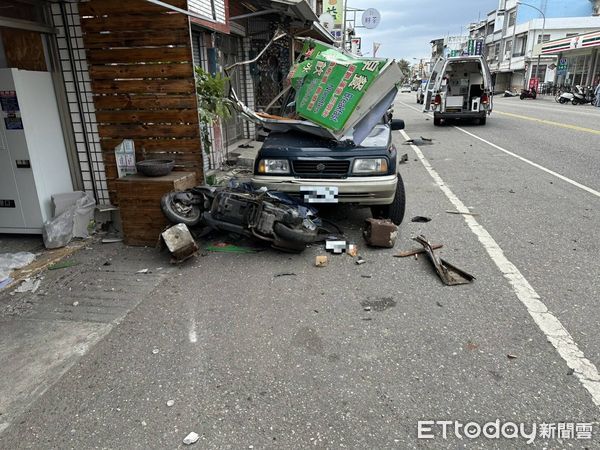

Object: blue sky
[346,0,499,61]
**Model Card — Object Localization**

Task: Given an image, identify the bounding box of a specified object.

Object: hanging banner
[289,40,387,131]
[323,0,346,28]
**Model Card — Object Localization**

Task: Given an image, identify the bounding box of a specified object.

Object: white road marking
[495,99,600,119]
[398,101,600,199]
[453,126,600,198]
[189,317,197,343]
[401,129,600,408]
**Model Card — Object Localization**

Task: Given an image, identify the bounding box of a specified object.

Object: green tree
[397,59,411,83]
[194,67,234,155]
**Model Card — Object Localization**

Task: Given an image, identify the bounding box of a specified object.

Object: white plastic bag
[0,251,36,281]
[43,208,75,249]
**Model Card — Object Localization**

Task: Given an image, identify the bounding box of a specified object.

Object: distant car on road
[423,55,493,125]
[400,84,412,93]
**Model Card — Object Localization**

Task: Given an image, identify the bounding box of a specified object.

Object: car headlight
[352,158,388,174]
[257,159,290,174]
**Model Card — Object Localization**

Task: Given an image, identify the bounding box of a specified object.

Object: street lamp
[517,1,546,88]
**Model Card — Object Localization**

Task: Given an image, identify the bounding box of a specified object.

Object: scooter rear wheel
[161,192,203,226]
[273,222,318,244]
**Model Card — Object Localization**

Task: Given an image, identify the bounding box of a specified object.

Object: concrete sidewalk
[0,238,176,434]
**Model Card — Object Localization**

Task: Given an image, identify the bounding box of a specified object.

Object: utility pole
[517,1,546,89]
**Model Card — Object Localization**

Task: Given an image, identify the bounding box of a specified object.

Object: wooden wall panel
[90,63,194,79]
[80,0,203,204]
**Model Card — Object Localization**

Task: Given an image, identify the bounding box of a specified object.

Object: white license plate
[299,186,339,203]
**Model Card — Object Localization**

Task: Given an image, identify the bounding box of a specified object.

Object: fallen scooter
[161,184,321,252]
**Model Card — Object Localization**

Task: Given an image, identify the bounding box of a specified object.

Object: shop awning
[541,30,600,55]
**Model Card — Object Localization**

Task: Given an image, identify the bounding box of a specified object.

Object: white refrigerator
[0,68,73,234]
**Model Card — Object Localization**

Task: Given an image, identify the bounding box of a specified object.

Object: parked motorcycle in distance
[571,85,596,105]
[161,184,321,252]
[520,88,537,100]
[557,90,574,104]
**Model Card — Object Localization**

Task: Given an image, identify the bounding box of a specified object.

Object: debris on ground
[152,348,159,355]
[466,341,479,351]
[0,252,36,286]
[205,242,257,254]
[101,237,123,244]
[394,244,443,258]
[507,354,518,360]
[48,260,79,270]
[403,137,433,146]
[347,243,358,257]
[399,153,409,164]
[363,218,398,248]
[413,235,475,286]
[274,272,297,277]
[183,432,200,445]
[355,256,366,265]
[361,297,397,312]
[325,240,347,254]
[160,224,199,263]
[411,216,432,223]
[361,274,372,278]
[136,268,150,274]
[72,301,79,307]
[14,277,42,294]
[315,255,328,267]
[446,210,480,216]
[166,400,175,407]
[567,368,575,375]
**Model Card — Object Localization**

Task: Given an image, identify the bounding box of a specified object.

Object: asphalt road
[1,93,599,449]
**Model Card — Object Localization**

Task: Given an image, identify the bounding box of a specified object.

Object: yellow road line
[494,110,600,135]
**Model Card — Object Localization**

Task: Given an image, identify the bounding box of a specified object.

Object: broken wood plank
[394,244,443,258]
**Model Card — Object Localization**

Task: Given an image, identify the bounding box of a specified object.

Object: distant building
[430,38,445,63]
[471,0,600,91]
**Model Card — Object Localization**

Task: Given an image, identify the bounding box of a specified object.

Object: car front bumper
[252,174,398,205]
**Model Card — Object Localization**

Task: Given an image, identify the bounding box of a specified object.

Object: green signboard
[288,40,387,132]
[467,39,475,55]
